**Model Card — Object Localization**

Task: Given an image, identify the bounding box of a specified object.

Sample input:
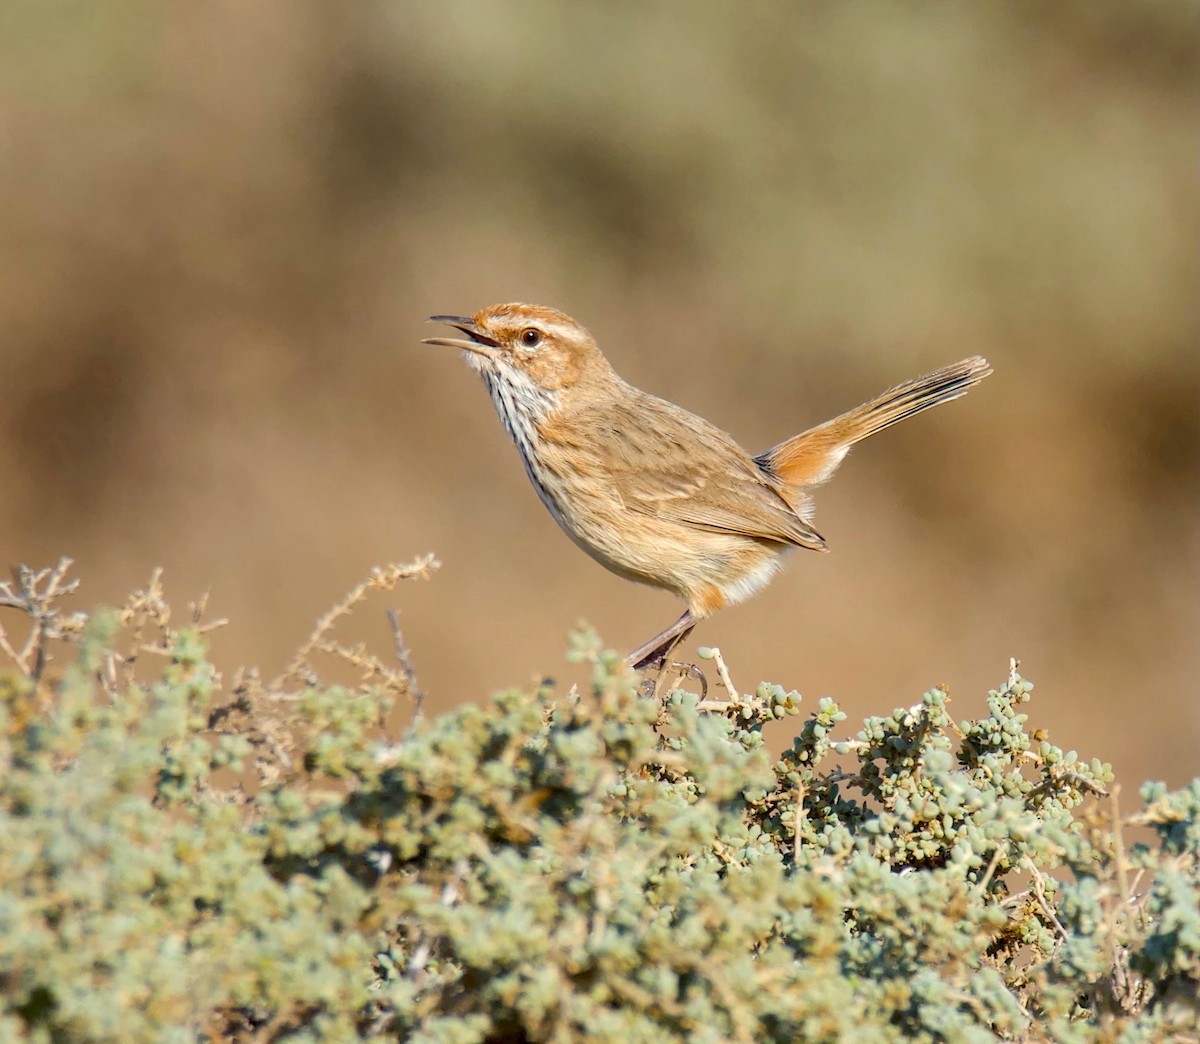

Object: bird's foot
[634,657,708,701]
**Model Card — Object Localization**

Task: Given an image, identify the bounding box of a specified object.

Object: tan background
[1,2,1196,787]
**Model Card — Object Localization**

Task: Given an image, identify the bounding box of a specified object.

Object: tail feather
[757,356,992,489]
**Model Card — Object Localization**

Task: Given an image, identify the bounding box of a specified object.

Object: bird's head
[422,303,605,392]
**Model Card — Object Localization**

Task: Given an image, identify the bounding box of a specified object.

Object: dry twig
[1024,856,1069,943]
[0,557,86,680]
[272,555,439,702]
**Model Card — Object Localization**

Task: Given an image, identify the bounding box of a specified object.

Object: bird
[422,303,991,671]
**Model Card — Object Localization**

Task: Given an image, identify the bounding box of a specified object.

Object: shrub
[0,560,1196,1041]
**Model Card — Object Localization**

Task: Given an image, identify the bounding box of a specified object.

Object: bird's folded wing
[584,394,827,551]
[615,466,827,551]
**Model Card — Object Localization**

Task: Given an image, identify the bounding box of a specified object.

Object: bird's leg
[626,610,697,672]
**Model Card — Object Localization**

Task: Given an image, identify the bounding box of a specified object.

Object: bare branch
[387,609,424,721]
[0,557,85,676]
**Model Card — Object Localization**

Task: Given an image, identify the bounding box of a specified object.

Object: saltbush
[0,560,1196,1041]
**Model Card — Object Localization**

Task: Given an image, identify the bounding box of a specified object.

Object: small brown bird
[423,304,991,670]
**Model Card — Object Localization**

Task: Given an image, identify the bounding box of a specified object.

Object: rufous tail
[757,356,992,488]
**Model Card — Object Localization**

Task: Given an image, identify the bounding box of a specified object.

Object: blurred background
[1,2,1196,786]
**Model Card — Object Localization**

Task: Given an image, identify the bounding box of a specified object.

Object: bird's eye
[520,328,542,349]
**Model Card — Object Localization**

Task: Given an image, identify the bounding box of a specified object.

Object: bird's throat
[473,362,577,539]
[476,360,559,465]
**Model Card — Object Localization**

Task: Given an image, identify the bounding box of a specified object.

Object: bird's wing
[585,392,828,552]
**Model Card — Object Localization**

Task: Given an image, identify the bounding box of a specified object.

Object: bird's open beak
[421,315,501,358]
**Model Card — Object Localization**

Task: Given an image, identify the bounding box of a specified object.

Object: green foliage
[1,590,1198,1040]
